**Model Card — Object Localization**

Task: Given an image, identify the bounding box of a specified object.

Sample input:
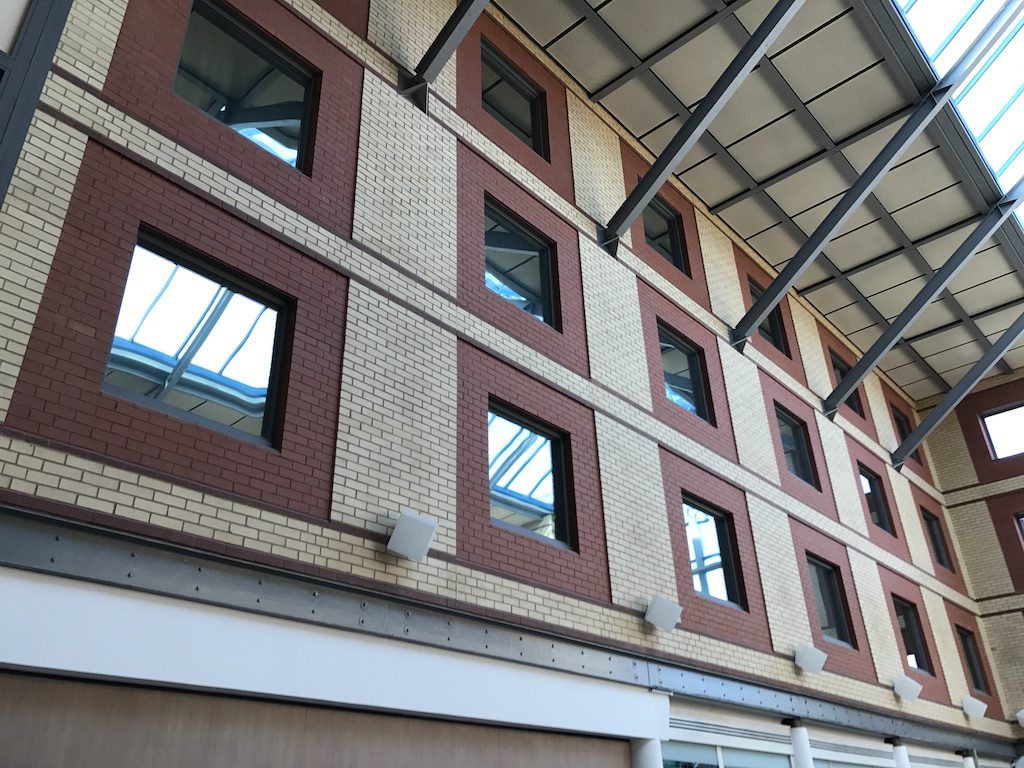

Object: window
[956,625,990,694]
[891,404,921,463]
[658,323,710,422]
[104,237,286,440]
[892,595,933,673]
[807,555,853,645]
[682,497,742,606]
[982,403,1024,459]
[858,464,894,534]
[173,0,316,169]
[481,41,546,157]
[483,200,557,327]
[829,351,864,417]
[642,196,688,273]
[921,508,954,571]
[487,403,571,544]
[749,279,789,355]
[775,405,817,487]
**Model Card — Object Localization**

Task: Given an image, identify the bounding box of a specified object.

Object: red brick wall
[638,280,737,462]
[845,435,910,561]
[456,341,611,603]
[660,447,772,652]
[736,247,806,386]
[456,143,589,377]
[944,600,1004,719]
[102,0,364,239]
[620,143,711,312]
[456,14,575,203]
[6,142,347,518]
[789,518,877,683]
[878,566,950,704]
[986,490,1024,592]
[310,0,368,37]
[759,370,837,517]
[819,323,877,442]
[954,378,1024,485]
[908,481,966,594]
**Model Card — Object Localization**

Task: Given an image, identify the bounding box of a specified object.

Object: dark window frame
[892,594,934,674]
[486,397,575,549]
[480,39,548,159]
[828,350,865,417]
[681,494,746,609]
[748,279,790,356]
[921,507,954,571]
[859,463,895,536]
[890,403,922,463]
[980,400,1024,460]
[482,195,559,329]
[173,0,319,173]
[643,195,689,274]
[806,554,855,647]
[103,228,292,446]
[955,625,990,694]
[775,403,819,488]
[657,321,712,424]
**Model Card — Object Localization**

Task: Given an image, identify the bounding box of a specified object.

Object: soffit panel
[976,305,1024,336]
[706,70,791,147]
[678,155,748,207]
[848,255,922,298]
[719,196,780,240]
[823,221,902,271]
[865,276,929,320]
[794,259,833,290]
[747,223,804,268]
[728,114,821,179]
[497,0,581,46]
[903,378,944,399]
[911,325,976,358]
[805,281,856,315]
[955,273,1023,315]
[914,225,975,270]
[947,246,1014,293]
[547,21,637,93]
[890,184,976,241]
[905,299,961,336]
[651,25,740,108]
[880,345,917,371]
[600,77,676,136]
[872,148,961,212]
[806,65,907,139]
[847,324,884,350]
[598,0,715,59]
[827,301,878,336]
[739,0,849,56]
[768,158,850,216]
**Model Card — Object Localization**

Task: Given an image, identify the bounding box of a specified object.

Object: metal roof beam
[589,0,757,102]
[729,0,1022,351]
[397,0,490,110]
[824,177,1024,417]
[598,0,807,255]
[893,310,1024,469]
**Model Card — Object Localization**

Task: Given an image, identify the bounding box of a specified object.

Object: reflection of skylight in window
[896,0,1024,190]
[237,127,299,166]
[983,404,1024,457]
[487,411,554,508]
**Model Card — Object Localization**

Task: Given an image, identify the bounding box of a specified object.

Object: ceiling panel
[768,158,849,216]
[823,221,902,270]
[910,325,975,358]
[794,259,833,290]
[599,0,713,59]
[547,21,637,92]
[718,196,779,239]
[708,71,791,147]
[729,114,821,178]
[741,0,849,56]
[880,345,918,371]
[889,184,976,241]
[651,24,739,107]
[872,149,960,212]
[947,246,1013,293]
[903,378,944,399]
[847,255,922,298]
[976,304,1023,336]
[807,65,907,139]
[677,155,747,207]
[747,223,804,267]
[905,299,960,336]
[865,277,929,320]
[601,77,676,136]
[827,301,878,336]
[804,281,856,314]
[914,225,974,270]
[792,194,877,239]
[496,0,580,46]
[956,274,1024,315]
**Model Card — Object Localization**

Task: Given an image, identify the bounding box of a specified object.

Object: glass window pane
[481,42,545,156]
[749,280,789,355]
[722,748,791,768]
[643,197,688,272]
[663,742,719,767]
[173,1,314,168]
[859,465,894,534]
[484,202,554,325]
[829,352,864,416]
[683,499,740,605]
[488,407,567,543]
[659,324,709,421]
[891,404,922,463]
[956,626,990,694]
[892,596,933,673]
[105,242,281,438]
[776,406,816,486]
[808,555,852,644]
[983,405,1024,458]
[0,0,30,53]
[921,508,953,570]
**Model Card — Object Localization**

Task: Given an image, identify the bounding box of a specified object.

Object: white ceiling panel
[794,259,833,290]
[741,0,849,56]
[1002,345,1024,368]
[770,13,879,103]
[906,299,960,335]
[678,155,747,207]
[866,277,930,320]
[910,325,975,358]
[914,225,973,270]
[601,77,676,136]
[823,220,902,270]
[548,21,637,93]
[947,246,1013,293]
[976,305,1023,336]
[746,223,803,267]
[880,345,918,371]
[791,193,876,237]
[890,184,976,241]
[840,118,907,172]
[847,255,922,297]
[956,274,1023,315]
[708,71,791,147]
[903,378,944,399]
[886,361,927,386]
[496,0,581,46]
[718,196,779,239]
[828,301,878,336]
[651,25,740,107]
[808,66,907,140]
[768,158,849,216]
[927,342,983,373]
[805,281,856,314]
[872,149,960,213]
[599,0,713,59]
[847,324,882,350]
[729,114,821,178]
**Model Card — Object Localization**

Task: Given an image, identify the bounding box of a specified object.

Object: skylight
[982,403,1024,457]
[896,0,1024,188]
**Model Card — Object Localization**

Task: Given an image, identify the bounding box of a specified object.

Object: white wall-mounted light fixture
[1015,708,1024,727]
[893,673,922,701]
[794,642,827,674]
[644,594,682,631]
[386,508,438,562]
[961,694,988,719]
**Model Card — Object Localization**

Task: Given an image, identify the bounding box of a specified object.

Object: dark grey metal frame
[645,196,689,274]
[480,39,548,159]
[806,554,854,647]
[0,0,74,210]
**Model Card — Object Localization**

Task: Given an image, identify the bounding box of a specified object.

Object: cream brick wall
[888,467,934,575]
[353,72,459,296]
[579,234,652,409]
[747,496,811,655]
[367,0,456,105]
[567,92,627,233]
[53,0,128,89]
[925,413,979,492]
[0,113,87,421]
[698,213,744,325]
[816,413,868,535]
[849,549,897,685]
[720,342,779,484]
[594,413,676,610]
[332,283,458,552]
[793,302,830,398]
[947,501,1015,599]
[921,587,968,703]
[866,376,897,449]
[979,612,1023,715]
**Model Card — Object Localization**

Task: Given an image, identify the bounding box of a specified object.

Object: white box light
[893,674,922,701]
[386,508,438,562]
[794,642,828,674]
[644,594,682,631]
[961,694,988,719]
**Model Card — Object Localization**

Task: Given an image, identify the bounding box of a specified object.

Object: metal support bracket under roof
[824,176,1024,419]
[728,0,1023,352]
[397,0,490,111]
[596,0,807,256]
[892,310,1024,470]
